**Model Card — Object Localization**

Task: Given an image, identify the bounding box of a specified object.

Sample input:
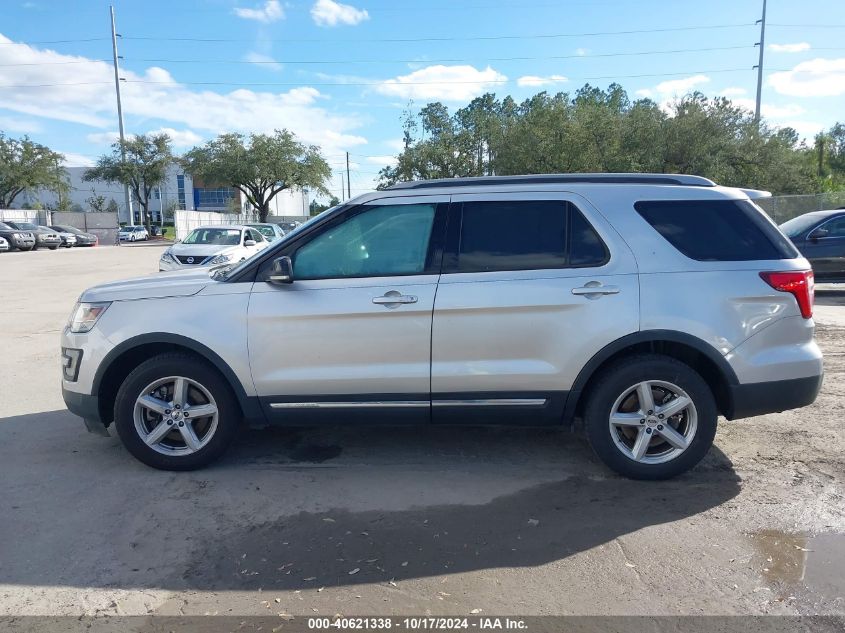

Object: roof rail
[385,173,717,190]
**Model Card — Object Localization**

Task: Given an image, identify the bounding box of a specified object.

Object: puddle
[750,530,845,606]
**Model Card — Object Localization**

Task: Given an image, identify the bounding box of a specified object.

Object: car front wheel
[113,353,241,470]
[584,354,717,480]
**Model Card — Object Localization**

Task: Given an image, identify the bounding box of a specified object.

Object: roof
[385,173,717,191]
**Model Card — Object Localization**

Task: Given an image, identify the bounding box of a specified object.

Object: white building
[15,165,309,224]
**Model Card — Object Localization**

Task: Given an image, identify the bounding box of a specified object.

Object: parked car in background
[276,221,301,234]
[0,236,9,252]
[49,225,98,247]
[158,225,268,271]
[0,222,36,251]
[63,174,821,478]
[119,226,149,242]
[5,222,61,250]
[42,226,76,248]
[780,210,845,282]
[246,223,286,242]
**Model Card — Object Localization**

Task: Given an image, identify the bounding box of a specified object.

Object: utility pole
[753,0,767,125]
[110,5,134,223]
[346,152,352,199]
[340,173,345,201]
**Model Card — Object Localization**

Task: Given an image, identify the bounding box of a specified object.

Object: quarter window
[293,203,436,279]
[635,200,798,261]
[454,200,607,273]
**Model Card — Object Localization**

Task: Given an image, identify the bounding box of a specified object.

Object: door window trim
[812,214,845,239]
[442,198,609,274]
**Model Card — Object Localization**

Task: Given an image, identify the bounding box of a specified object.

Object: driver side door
[247,196,449,423]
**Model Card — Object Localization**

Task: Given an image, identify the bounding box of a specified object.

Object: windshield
[779,213,825,238]
[250,225,276,238]
[183,228,242,245]
[15,222,37,230]
[0,222,12,230]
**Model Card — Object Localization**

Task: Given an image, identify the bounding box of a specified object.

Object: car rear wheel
[114,353,241,470]
[584,354,717,480]
[48,245,58,250]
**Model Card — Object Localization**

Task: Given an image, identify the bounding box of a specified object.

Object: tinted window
[570,209,608,266]
[294,203,436,279]
[780,213,827,239]
[455,200,607,272]
[635,200,798,261]
[819,216,845,237]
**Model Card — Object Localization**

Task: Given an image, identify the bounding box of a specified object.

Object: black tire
[113,353,241,470]
[48,245,58,250]
[584,354,718,480]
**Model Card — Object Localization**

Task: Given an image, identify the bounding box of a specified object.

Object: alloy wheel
[608,380,698,464]
[133,376,219,456]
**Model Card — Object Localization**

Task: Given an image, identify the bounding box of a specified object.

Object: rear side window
[635,200,799,261]
[454,200,608,273]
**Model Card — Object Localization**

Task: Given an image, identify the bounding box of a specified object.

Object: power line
[0,37,110,45]
[0,68,790,89]
[118,45,757,66]
[121,23,757,44]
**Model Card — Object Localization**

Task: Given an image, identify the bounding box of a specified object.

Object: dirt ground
[0,245,843,618]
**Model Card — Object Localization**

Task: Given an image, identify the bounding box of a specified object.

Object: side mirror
[269,256,294,284]
[244,239,257,247]
[809,227,829,241]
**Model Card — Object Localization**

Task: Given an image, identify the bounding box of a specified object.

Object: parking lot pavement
[1,246,844,617]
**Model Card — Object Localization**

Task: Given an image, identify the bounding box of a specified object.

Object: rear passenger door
[430,192,639,423]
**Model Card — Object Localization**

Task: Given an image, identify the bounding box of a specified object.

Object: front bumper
[12,236,35,249]
[727,373,823,420]
[62,387,109,435]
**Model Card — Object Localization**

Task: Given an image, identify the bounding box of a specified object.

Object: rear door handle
[372,291,418,306]
[571,283,620,297]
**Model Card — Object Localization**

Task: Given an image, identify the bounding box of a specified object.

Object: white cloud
[769,57,845,97]
[721,86,747,97]
[233,0,284,23]
[147,128,203,147]
[385,139,406,152]
[516,74,568,88]
[375,65,507,102]
[730,99,805,119]
[0,114,43,133]
[769,42,811,53]
[85,131,120,145]
[365,155,398,167]
[311,0,369,26]
[0,34,366,159]
[773,120,826,140]
[60,152,95,167]
[244,51,284,72]
[634,88,653,98]
[575,48,589,57]
[654,74,710,96]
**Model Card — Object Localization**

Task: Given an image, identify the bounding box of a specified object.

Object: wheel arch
[93,333,263,426]
[564,330,738,425]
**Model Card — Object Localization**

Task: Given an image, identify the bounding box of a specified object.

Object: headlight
[160,249,174,261]
[68,302,110,333]
[209,254,232,265]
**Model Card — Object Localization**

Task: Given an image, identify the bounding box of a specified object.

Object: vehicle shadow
[0,409,740,592]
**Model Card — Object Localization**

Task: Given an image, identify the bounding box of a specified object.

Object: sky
[1,0,844,199]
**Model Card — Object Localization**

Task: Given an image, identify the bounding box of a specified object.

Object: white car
[0,236,9,252]
[119,226,149,242]
[159,225,268,272]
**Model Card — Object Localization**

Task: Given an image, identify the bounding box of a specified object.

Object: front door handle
[372,291,418,306]
[571,282,620,297]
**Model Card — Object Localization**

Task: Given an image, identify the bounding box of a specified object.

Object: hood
[80,268,215,303]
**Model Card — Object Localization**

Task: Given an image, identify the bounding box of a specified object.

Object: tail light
[759,270,814,319]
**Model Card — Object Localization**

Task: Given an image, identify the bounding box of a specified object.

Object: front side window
[294,203,436,279]
[454,200,607,273]
[819,216,845,237]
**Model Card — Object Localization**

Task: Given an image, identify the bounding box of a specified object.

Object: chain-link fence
[757,193,845,224]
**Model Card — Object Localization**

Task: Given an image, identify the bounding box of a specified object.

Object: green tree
[106,198,119,214]
[86,187,108,213]
[84,133,173,231]
[0,133,69,208]
[309,195,340,216]
[183,130,331,222]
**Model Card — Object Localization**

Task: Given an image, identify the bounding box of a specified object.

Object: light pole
[110,5,134,223]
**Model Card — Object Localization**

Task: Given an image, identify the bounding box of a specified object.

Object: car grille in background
[175,255,210,264]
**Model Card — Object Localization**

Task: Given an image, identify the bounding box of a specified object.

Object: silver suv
[61,174,823,479]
